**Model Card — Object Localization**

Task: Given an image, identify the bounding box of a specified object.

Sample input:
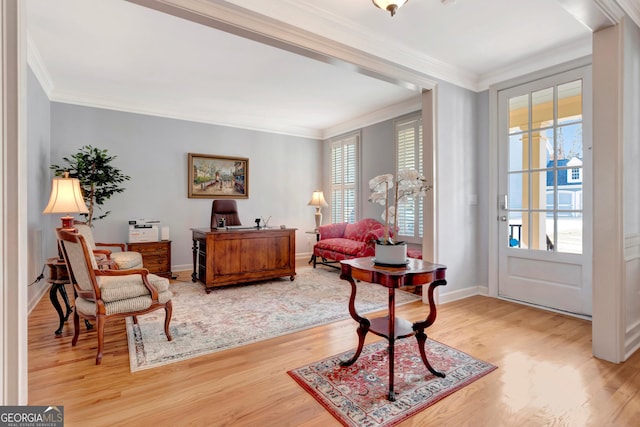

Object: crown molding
[557,0,622,31]
[48,88,324,139]
[594,0,626,23]
[322,95,422,139]
[26,35,54,97]
[617,0,640,27]
[477,35,592,90]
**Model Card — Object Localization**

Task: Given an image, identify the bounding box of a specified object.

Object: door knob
[500,216,507,221]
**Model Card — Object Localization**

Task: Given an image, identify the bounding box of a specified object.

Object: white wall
[622,15,640,359]
[48,103,323,271]
[434,82,481,297]
[26,68,52,309]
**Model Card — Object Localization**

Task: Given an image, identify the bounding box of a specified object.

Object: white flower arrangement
[368,168,432,245]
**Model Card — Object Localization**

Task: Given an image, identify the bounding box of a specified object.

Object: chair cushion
[97,273,169,302]
[111,251,143,270]
[76,290,172,316]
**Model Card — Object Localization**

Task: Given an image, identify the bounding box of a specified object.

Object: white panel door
[497,66,592,316]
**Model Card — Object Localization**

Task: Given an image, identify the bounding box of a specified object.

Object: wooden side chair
[57,228,173,365]
[74,221,143,270]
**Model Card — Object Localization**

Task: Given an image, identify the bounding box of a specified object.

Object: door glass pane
[557,123,583,160]
[509,94,529,133]
[558,80,582,125]
[531,171,548,212]
[509,172,528,210]
[509,133,527,171]
[532,87,553,129]
[557,213,582,254]
[531,129,554,169]
[546,169,556,210]
[557,185,582,211]
[508,211,523,248]
[527,211,554,251]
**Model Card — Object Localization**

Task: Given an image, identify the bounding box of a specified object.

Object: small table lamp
[308,190,328,231]
[42,173,89,230]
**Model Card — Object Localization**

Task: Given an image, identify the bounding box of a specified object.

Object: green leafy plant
[50,145,131,227]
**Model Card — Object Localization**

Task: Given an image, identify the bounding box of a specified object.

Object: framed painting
[188,153,249,199]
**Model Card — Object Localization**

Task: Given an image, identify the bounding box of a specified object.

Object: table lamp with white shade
[42,172,89,230]
[307,190,328,231]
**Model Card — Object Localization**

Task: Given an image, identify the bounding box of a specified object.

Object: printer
[128,219,160,243]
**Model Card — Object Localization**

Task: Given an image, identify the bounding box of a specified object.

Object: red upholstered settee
[313,218,388,268]
[312,219,424,268]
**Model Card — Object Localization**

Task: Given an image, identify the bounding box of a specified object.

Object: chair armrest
[318,222,348,240]
[95,242,125,252]
[93,249,112,260]
[363,227,386,245]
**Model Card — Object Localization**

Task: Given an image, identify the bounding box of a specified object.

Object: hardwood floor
[28,268,640,426]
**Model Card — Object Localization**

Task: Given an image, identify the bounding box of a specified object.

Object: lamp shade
[43,177,89,214]
[307,190,328,207]
[43,176,89,231]
[372,0,408,16]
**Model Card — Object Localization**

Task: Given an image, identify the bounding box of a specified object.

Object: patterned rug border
[126,267,422,372]
[288,339,498,427]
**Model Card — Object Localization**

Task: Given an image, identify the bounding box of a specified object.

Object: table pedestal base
[339,257,447,401]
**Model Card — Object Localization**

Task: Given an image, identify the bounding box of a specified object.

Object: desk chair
[211,199,241,228]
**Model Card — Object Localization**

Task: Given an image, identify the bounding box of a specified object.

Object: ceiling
[25,0,631,139]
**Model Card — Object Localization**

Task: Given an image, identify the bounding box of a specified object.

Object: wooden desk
[191,227,296,293]
[339,256,447,401]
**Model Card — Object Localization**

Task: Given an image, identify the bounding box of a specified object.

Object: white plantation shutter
[396,115,423,240]
[331,133,359,223]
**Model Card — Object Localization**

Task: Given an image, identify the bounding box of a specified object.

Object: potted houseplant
[50,145,131,227]
[368,168,431,265]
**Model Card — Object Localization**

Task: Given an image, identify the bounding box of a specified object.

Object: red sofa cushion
[314,238,366,256]
[343,218,385,242]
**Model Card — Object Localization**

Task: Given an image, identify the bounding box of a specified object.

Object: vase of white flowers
[368,169,432,265]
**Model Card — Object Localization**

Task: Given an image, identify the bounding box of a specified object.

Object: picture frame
[188,153,249,199]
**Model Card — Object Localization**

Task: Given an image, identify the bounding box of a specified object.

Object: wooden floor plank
[28,269,640,426]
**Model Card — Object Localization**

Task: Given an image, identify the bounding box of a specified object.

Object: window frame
[329,131,360,224]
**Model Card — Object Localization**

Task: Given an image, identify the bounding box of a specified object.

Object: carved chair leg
[71,308,80,346]
[164,301,173,341]
[95,315,105,365]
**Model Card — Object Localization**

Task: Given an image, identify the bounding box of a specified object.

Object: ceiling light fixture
[372,0,408,17]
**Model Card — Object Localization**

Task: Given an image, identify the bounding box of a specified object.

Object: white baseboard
[437,285,485,304]
[28,282,49,314]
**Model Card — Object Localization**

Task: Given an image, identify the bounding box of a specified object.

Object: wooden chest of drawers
[127,240,172,279]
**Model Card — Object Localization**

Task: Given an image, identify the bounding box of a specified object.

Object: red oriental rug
[288,338,497,427]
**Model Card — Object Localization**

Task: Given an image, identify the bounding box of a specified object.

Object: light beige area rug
[126,267,421,372]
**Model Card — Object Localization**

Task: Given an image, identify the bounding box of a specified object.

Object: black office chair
[211,200,241,228]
